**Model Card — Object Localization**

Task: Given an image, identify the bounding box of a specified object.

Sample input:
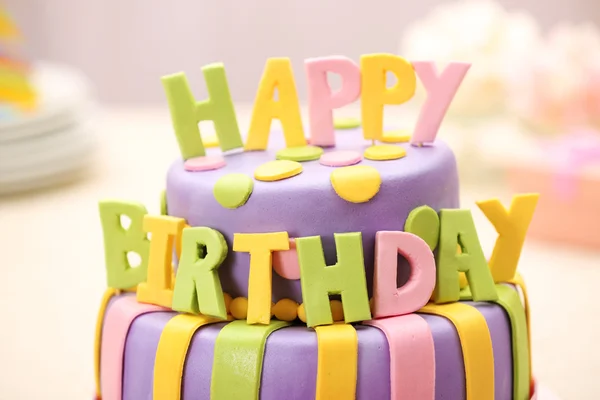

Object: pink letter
[373,231,436,318]
[411,62,470,146]
[305,56,361,147]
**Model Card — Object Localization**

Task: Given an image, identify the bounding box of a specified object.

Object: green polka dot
[276,145,323,162]
[213,174,254,209]
[404,205,440,250]
[334,117,361,129]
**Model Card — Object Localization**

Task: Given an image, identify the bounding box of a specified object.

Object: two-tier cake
[94,54,538,400]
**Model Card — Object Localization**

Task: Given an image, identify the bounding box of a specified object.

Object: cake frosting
[94,53,538,400]
[166,130,459,303]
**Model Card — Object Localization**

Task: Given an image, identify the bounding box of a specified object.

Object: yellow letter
[137,215,186,308]
[233,232,290,324]
[360,54,416,141]
[245,58,307,150]
[476,194,539,282]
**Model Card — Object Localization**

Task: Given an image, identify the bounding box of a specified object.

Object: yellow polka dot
[230,297,248,320]
[273,298,299,321]
[330,300,344,321]
[381,129,411,143]
[202,131,219,148]
[330,165,381,203]
[297,303,307,323]
[364,145,406,161]
[223,293,232,314]
[254,160,303,182]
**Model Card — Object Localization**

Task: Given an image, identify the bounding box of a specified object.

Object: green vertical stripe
[211,320,291,400]
[495,284,530,400]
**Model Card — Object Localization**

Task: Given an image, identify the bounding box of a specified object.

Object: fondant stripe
[420,303,495,400]
[100,296,165,400]
[153,314,222,400]
[94,288,117,398]
[496,285,530,400]
[364,315,435,400]
[508,272,533,390]
[315,324,358,400]
[211,320,291,400]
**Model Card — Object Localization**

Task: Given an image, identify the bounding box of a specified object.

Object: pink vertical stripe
[100,296,165,400]
[364,314,435,400]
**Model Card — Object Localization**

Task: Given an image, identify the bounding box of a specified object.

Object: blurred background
[1,0,600,399]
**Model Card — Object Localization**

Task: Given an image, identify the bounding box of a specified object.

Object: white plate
[0,62,94,143]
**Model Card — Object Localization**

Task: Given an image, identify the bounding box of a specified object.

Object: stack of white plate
[0,62,97,195]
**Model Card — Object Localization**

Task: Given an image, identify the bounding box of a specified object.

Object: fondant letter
[137,215,185,308]
[373,231,436,318]
[246,58,307,150]
[296,233,371,327]
[98,200,150,290]
[476,194,539,282]
[233,232,290,324]
[162,63,243,159]
[411,62,470,146]
[360,54,416,141]
[435,209,498,303]
[172,227,229,319]
[305,56,361,146]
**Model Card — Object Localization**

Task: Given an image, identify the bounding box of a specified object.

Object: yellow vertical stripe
[508,272,533,388]
[93,288,117,398]
[153,314,222,400]
[315,324,358,400]
[420,303,494,400]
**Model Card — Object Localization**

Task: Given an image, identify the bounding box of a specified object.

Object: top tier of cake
[166,128,459,303]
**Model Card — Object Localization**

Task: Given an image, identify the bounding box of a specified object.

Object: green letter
[98,200,150,289]
[435,209,497,303]
[297,233,371,327]
[172,227,228,319]
[162,63,243,160]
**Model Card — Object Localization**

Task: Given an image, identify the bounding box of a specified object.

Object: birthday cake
[95,55,538,400]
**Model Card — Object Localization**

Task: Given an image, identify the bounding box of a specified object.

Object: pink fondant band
[100,296,166,400]
[364,314,435,400]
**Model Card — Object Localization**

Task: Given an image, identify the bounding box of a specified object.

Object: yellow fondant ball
[330,300,344,321]
[297,303,307,323]
[273,298,299,321]
[230,297,248,320]
[330,165,381,203]
[223,292,232,314]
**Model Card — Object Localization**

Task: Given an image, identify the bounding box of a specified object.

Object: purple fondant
[355,325,391,399]
[104,296,514,400]
[260,327,318,399]
[470,302,513,400]
[122,311,175,400]
[419,313,465,399]
[166,129,459,302]
[181,322,229,399]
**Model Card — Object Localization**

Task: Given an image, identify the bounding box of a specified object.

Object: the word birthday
[99,194,539,327]
[162,54,471,160]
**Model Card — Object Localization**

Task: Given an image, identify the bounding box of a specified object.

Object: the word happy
[162,54,471,160]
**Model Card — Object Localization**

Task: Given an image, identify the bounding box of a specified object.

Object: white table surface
[0,106,596,399]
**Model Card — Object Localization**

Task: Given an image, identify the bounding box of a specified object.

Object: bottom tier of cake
[96,287,530,400]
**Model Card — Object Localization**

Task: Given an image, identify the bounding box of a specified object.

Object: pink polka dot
[272,239,301,280]
[319,150,362,167]
[184,155,226,172]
